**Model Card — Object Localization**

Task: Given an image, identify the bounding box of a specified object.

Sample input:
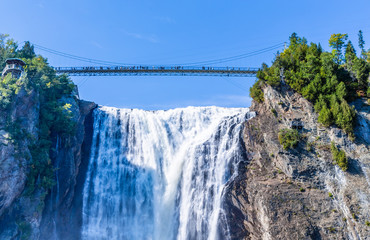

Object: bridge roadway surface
[54,66,259,77]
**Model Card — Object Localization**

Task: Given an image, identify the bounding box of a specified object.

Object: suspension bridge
[54,66,259,77]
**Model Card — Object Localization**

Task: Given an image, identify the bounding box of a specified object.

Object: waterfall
[82,106,252,240]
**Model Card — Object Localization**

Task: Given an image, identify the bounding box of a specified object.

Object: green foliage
[25,56,76,195]
[306,141,313,151]
[17,41,36,60]
[250,79,264,103]
[253,33,369,136]
[318,105,333,127]
[0,74,23,109]
[366,221,370,227]
[0,34,18,69]
[345,41,357,68]
[358,30,366,60]
[271,108,277,117]
[329,33,348,64]
[278,128,300,150]
[334,99,356,134]
[0,35,77,198]
[257,63,281,87]
[331,142,348,171]
[328,192,333,198]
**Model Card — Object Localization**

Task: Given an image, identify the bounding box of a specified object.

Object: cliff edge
[224,83,370,239]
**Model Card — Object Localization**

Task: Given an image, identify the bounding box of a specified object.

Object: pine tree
[336,82,347,100]
[18,41,36,59]
[329,33,348,64]
[318,105,333,127]
[358,30,366,60]
[344,41,356,68]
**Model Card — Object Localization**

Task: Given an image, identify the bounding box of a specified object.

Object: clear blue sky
[1,0,370,109]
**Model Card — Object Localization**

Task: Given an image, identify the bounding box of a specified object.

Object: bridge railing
[54,65,259,72]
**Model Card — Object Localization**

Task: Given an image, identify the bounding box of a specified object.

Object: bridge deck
[54,66,259,77]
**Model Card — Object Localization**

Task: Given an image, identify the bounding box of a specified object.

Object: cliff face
[0,85,96,239]
[0,86,42,239]
[224,84,370,239]
[0,87,39,217]
[39,99,96,240]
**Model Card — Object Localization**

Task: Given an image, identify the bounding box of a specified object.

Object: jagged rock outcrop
[224,84,370,239]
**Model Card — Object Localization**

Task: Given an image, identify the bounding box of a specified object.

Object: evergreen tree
[358,30,366,60]
[318,105,333,127]
[0,34,17,69]
[352,57,369,90]
[344,41,356,69]
[329,33,348,64]
[314,94,327,112]
[336,82,347,100]
[18,41,36,59]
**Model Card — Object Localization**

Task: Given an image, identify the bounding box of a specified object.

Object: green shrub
[278,128,300,150]
[271,108,277,117]
[306,141,314,151]
[250,79,264,103]
[318,105,333,127]
[0,74,23,110]
[331,142,348,171]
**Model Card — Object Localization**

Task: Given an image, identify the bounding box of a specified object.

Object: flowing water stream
[81,106,253,240]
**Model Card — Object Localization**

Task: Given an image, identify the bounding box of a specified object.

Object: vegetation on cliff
[278,128,300,150]
[250,31,370,137]
[0,34,76,198]
[330,142,348,171]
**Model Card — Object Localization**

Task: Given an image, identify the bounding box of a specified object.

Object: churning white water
[82,106,253,240]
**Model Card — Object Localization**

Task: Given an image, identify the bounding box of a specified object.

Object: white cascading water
[82,106,253,240]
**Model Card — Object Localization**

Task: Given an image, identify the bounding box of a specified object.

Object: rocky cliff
[0,84,96,239]
[225,83,370,239]
[0,86,40,239]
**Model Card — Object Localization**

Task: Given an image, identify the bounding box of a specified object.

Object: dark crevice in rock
[67,104,96,240]
[39,101,96,240]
